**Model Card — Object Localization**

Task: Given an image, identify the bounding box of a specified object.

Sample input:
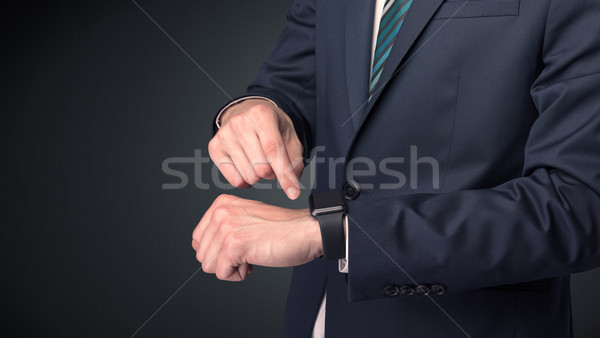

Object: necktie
[369,0,413,100]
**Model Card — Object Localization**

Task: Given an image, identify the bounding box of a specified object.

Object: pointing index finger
[258,132,301,200]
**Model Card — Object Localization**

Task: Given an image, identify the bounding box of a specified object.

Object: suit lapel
[367,0,445,111]
[344,0,376,131]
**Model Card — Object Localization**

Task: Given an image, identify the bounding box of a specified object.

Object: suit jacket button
[399,285,415,296]
[430,284,446,295]
[343,181,361,200]
[383,285,399,297]
[415,285,431,296]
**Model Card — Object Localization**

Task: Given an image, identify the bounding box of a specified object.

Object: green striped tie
[369,0,413,100]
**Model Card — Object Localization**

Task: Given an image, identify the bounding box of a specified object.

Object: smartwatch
[309,190,346,260]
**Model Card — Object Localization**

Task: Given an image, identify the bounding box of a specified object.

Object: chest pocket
[432,0,521,19]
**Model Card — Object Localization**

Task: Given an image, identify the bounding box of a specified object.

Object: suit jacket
[225,0,600,336]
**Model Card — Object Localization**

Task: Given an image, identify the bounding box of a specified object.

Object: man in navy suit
[192,0,600,336]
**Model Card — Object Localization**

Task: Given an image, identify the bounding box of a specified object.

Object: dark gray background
[1,1,599,337]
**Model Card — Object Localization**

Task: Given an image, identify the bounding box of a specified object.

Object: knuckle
[215,194,235,204]
[230,176,247,188]
[216,268,233,281]
[217,126,233,138]
[228,113,246,127]
[212,206,230,223]
[254,163,274,178]
[224,236,238,249]
[249,104,271,117]
[221,171,244,188]
[207,139,219,154]
[221,245,236,262]
[218,221,233,236]
[263,140,283,157]
[224,235,243,256]
[201,263,212,274]
[245,172,260,185]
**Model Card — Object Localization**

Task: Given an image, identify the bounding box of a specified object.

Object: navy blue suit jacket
[223,0,600,336]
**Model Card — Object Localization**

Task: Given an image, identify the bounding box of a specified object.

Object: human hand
[209,99,304,199]
[191,194,322,281]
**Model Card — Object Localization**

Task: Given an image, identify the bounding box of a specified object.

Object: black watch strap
[316,212,345,260]
[309,190,346,260]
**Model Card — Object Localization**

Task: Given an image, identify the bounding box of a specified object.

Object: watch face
[309,191,346,216]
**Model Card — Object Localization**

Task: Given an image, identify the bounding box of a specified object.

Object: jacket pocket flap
[433,0,520,19]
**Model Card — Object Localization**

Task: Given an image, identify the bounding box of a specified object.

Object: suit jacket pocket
[432,0,520,19]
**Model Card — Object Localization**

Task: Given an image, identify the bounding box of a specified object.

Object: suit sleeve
[347,0,600,300]
[213,0,317,161]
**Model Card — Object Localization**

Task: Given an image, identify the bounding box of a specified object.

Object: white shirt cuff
[338,215,349,273]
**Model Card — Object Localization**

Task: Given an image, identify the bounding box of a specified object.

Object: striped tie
[369,0,413,100]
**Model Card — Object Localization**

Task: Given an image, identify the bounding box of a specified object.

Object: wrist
[219,97,279,127]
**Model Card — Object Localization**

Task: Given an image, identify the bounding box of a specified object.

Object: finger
[215,256,245,282]
[258,132,301,200]
[209,146,249,188]
[286,136,305,179]
[216,266,242,281]
[238,263,251,278]
[192,211,212,246]
[201,224,229,273]
[290,155,304,182]
[200,239,220,274]
[239,133,275,180]
[196,205,228,265]
[192,198,223,247]
[226,141,260,186]
[197,221,218,265]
